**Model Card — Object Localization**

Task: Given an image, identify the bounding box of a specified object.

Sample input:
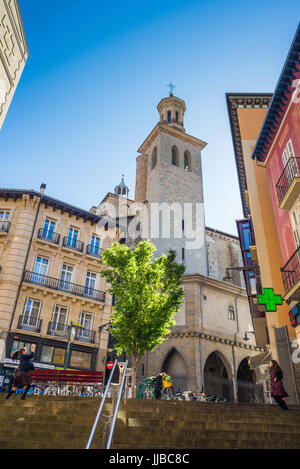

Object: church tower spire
[157,94,186,132]
[114,175,129,199]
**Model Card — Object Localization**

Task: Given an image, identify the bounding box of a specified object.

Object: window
[151,147,157,170]
[59,263,74,290]
[67,227,79,247]
[184,151,191,171]
[182,248,185,261]
[41,346,65,365]
[33,256,48,283]
[0,210,10,221]
[167,111,172,123]
[70,350,92,369]
[42,218,56,240]
[282,139,298,184]
[0,210,10,231]
[172,146,178,166]
[22,298,41,330]
[176,111,179,123]
[52,305,68,329]
[90,235,101,255]
[85,271,97,297]
[228,305,235,320]
[12,340,36,357]
[77,311,93,340]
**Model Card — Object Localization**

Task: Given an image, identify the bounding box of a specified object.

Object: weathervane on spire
[167,82,176,96]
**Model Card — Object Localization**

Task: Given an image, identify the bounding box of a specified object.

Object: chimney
[40,183,46,195]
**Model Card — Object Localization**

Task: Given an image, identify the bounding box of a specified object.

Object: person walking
[269,360,289,410]
[6,344,36,401]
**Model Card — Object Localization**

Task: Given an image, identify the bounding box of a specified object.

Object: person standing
[269,360,289,410]
[6,344,36,401]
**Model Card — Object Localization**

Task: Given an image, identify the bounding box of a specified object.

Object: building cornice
[252,24,300,162]
[226,93,273,217]
[182,272,247,296]
[137,122,207,154]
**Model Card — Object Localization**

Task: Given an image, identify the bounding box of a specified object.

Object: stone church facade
[96,93,267,402]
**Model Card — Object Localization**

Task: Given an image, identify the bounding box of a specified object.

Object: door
[67,227,79,248]
[51,305,68,334]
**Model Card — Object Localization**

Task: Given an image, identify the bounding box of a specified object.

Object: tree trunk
[131,355,139,399]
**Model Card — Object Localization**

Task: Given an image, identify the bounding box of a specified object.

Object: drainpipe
[8,186,45,333]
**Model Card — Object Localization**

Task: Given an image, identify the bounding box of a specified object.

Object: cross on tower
[167,82,176,96]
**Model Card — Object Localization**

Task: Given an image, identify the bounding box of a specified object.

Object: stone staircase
[1,395,300,449]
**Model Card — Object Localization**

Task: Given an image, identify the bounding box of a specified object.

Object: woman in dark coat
[269,360,289,410]
[6,344,35,401]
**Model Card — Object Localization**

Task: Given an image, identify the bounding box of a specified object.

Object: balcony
[0,221,11,235]
[86,244,103,259]
[62,236,84,253]
[74,328,96,344]
[281,246,300,301]
[17,315,42,333]
[47,321,69,338]
[276,157,300,210]
[37,228,60,245]
[23,271,106,303]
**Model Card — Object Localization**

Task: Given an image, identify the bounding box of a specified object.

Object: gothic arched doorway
[237,357,259,402]
[162,348,188,392]
[204,352,233,401]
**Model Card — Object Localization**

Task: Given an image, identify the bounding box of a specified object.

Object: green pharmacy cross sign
[257,288,283,312]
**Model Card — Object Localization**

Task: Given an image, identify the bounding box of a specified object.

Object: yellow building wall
[236,108,296,357]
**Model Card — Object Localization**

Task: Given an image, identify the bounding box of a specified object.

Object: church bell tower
[135,90,208,275]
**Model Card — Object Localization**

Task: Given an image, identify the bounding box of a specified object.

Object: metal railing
[0,221,11,233]
[276,157,300,205]
[86,360,129,449]
[17,315,42,333]
[37,228,60,245]
[62,236,84,253]
[74,327,96,344]
[23,270,106,303]
[281,245,300,293]
[86,245,103,258]
[47,321,69,338]
[86,360,118,449]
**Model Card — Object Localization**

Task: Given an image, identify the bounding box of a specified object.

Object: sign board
[106,361,114,370]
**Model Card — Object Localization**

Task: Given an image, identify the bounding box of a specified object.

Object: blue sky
[1,0,299,235]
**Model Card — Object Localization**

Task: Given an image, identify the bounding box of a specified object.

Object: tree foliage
[100,241,185,368]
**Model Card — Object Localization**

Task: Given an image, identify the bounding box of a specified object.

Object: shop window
[70,350,92,369]
[41,346,65,365]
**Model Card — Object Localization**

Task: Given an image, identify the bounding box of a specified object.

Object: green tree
[100,240,185,397]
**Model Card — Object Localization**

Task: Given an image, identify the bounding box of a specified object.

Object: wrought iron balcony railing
[276,157,300,206]
[86,244,103,258]
[47,321,69,338]
[37,228,60,245]
[0,221,11,233]
[23,270,106,303]
[281,245,300,293]
[74,327,96,344]
[17,315,42,333]
[62,236,84,253]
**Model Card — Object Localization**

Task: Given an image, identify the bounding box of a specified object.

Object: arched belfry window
[184,151,191,171]
[168,111,172,123]
[172,146,178,166]
[151,147,157,170]
[176,111,179,123]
